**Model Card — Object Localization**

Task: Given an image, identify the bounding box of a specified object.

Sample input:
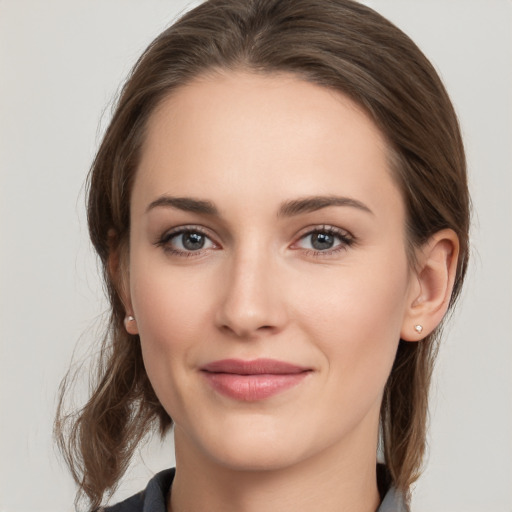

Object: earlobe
[107,229,138,335]
[401,229,459,342]
[124,315,139,335]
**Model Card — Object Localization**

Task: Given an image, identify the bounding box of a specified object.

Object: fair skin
[119,71,458,512]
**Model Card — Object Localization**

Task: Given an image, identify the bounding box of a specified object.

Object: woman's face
[126,71,417,471]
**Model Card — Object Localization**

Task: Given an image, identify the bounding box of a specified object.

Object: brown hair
[55,0,470,509]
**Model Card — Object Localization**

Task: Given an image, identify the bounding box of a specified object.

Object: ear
[107,229,139,336]
[401,229,459,342]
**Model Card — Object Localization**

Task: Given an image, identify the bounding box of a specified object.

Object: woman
[55,0,470,510]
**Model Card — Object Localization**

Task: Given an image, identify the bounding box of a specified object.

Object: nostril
[214,272,287,337]
[218,322,277,339]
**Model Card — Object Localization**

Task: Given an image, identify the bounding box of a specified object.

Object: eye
[294,226,354,255]
[155,227,217,256]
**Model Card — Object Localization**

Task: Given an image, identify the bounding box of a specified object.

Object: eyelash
[154,225,355,258]
[154,225,215,258]
[293,225,355,257]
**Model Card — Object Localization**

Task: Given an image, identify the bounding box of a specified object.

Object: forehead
[133,70,402,220]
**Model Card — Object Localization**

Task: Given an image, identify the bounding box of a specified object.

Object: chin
[176,411,316,472]
[210,439,307,473]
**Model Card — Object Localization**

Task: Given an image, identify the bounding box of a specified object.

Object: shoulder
[98,466,407,512]
[99,468,175,512]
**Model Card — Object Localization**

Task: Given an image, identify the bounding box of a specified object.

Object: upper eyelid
[160,224,213,239]
[158,223,351,235]
[292,225,355,251]
[155,227,218,257]
[155,225,218,249]
[294,224,353,240]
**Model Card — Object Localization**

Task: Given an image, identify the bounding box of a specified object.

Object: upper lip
[200,358,310,375]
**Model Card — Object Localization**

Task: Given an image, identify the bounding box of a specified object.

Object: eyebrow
[146,196,218,215]
[146,195,373,217]
[277,195,373,217]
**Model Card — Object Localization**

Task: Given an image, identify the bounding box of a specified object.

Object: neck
[169,423,381,512]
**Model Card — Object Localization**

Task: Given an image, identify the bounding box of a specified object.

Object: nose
[215,250,288,338]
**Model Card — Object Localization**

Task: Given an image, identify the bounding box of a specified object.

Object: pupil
[312,232,334,250]
[183,232,205,250]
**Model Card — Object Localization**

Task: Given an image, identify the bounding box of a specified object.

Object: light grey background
[0,1,511,511]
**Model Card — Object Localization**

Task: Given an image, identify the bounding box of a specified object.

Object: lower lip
[202,372,309,401]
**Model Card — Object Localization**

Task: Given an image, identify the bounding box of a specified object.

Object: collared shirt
[101,468,409,512]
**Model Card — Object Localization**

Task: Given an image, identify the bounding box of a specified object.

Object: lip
[200,358,312,401]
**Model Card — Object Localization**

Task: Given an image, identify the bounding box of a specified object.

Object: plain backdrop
[1,1,511,511]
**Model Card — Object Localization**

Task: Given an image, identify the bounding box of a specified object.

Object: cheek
[128,258,214,400]
[130,260,210,346]
[292,252,410,391]
[129,266,217,427]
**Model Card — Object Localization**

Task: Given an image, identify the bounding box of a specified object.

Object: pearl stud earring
[124,315,135,329]
[414,324,423,333]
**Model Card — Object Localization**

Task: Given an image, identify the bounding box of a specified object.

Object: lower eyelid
[290,230,355,258]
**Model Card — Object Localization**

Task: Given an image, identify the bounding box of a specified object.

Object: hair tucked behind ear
[55,0,470,508]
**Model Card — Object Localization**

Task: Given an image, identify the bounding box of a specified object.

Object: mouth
[200,358,312,401]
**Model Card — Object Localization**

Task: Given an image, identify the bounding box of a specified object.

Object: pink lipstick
[200,358,311,401]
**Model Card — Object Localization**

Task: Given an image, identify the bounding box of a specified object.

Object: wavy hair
[55,0,470,509]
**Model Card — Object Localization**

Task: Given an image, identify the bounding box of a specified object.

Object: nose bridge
[216,239,285,337]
